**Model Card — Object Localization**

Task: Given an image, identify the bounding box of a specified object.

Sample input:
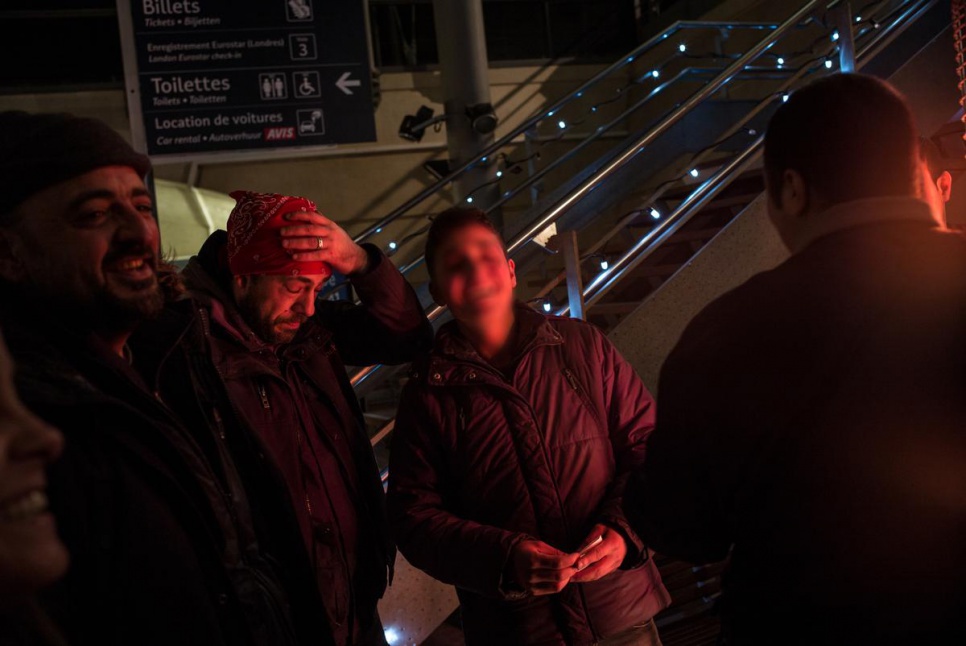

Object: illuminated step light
[649,207,661,220]
[466,196,474,203]
[678,43,687,53]
[855,15,862,22]
[388,241,398,250]
[782,93,789,102]
[831,30,840,42]
[825,59,833,69]
[375,227,382,233]
[496,170,503,178]
[558,120,566,129]
[689,168,699,178]
[651,69,660,78]
[384,627,401,645]
[600,259,609,270]
[777,56,785,66]
[542,301,552,313]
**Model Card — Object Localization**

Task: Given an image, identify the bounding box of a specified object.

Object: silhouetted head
[764,74,919,251]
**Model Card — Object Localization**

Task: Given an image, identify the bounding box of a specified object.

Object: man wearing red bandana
[134,191,433,646]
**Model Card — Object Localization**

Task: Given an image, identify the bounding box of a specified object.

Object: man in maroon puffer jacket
[388,208,670,646]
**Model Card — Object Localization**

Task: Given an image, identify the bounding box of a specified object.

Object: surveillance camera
[398,106,437,142]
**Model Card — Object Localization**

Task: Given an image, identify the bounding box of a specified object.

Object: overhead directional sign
[117,0,377,159]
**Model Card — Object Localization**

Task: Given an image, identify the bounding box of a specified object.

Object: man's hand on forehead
[280,210,370,275]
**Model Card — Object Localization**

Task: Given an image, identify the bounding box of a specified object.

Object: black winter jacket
[389,305,670,646]
[625,201,966,644]
[1,295,323,646]
[135,231,432,644]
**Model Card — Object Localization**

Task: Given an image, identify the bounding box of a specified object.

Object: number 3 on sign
[289,34,317,61]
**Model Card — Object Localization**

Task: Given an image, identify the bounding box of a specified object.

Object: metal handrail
[578,138,764,311]
[855,0,937,63]
[561,47,842,275]
[355,0,927,402]
[351,1,827,390]
[351,20,791,243]
[566,0,934,310]
[388,63,751,276]
[528,2,895,288]
[505,0,823,256]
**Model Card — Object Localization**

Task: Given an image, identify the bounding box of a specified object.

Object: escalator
[355,1,957,643]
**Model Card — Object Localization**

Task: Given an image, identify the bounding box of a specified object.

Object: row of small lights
[384,22,854,255]
[539,21,866,307]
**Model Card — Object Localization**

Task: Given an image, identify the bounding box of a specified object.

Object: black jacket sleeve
[315,244,434,366]
[592,328,656,568]
[621,311,734,565]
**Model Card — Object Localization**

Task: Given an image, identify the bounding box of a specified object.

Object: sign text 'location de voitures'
[118,0,376,158]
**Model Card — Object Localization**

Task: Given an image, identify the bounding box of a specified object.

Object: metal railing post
[524,126,541,206]
[832,2,856,72]
[558,231,586,319]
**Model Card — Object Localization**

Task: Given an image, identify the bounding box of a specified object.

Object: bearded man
[137,190,432,646]
[0,112,330,646]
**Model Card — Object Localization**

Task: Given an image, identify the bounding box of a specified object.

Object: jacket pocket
[561,367,606,436]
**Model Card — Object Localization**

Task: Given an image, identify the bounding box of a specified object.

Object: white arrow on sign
[335,71,362,95]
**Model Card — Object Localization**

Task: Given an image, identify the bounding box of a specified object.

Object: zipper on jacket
[198,306,211,337]
[257,382,271,410]
[212,407,227,441]
[563,368,580,393]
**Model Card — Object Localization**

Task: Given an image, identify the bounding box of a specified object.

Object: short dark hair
[919,136,946,181]
[424,207,505,278]
[764,74,918,206]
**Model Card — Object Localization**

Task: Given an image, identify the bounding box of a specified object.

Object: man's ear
[938,171,953,203]
[0,229,26,282]
[781,169,809,219]
[508,258,517,289]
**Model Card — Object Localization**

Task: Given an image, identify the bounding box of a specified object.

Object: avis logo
[264,127,296,141]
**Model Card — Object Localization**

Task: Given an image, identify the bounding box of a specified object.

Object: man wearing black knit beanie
[0,111,333,646]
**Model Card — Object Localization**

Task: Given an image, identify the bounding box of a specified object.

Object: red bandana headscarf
[226,190,332,279]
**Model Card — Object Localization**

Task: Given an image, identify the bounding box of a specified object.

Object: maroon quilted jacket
[388,304,669,646]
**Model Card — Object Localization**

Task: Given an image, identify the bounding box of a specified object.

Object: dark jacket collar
[797,196,937,253]
[182,231,265,350]
[426,302,563,385]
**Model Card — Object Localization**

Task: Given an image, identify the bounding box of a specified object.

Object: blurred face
[429,223,517,326]
[0,334,67,600]
[232,273,328,344]
[0,166,163,336]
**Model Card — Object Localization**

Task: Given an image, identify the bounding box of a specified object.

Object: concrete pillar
[432,0,501,225]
